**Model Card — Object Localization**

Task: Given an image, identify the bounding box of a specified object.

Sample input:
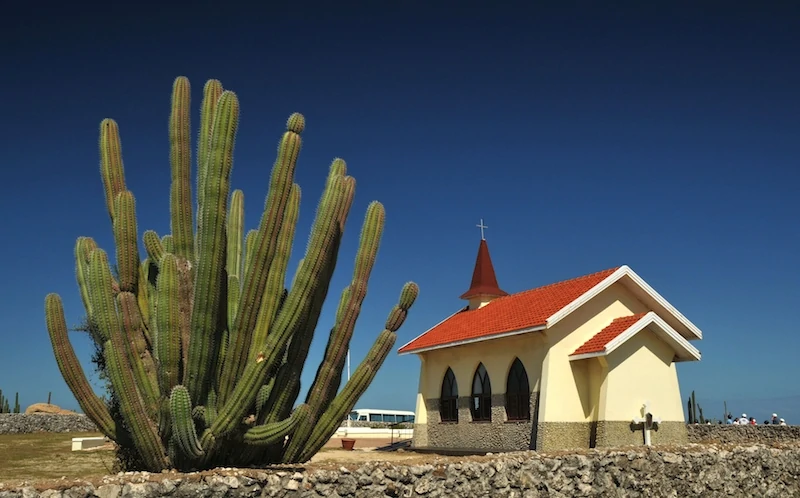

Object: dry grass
[0,432,116,484]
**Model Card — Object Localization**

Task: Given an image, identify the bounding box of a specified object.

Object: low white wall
[333,427,414,439]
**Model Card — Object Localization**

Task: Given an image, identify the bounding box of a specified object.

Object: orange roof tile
[570,312,650,356]
[398,267,621,354]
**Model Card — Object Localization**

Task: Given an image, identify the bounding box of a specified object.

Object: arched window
[505,358,530,421]
[439,368,458,422]
[471,363,492,421]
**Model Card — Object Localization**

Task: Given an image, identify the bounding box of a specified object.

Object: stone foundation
[2,444,800,497]
[594,420,688,447]
[535,421,592,451]
[419,393,538,450]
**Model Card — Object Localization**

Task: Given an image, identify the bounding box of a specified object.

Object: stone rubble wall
[0,414,98,434]
[687,423,800,444]
[1,443,800,497]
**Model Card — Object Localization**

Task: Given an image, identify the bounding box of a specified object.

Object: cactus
[698,403,705,424]
[687,395,694,424]
[44,76,417,471]
[48,392,52,405]
[0,390,22,414]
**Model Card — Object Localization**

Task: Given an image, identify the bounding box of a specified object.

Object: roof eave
[568,311,702,362]
[397,323,546,356]
[547,265,703,341]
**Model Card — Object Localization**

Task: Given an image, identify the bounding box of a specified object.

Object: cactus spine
[44,76,417,471]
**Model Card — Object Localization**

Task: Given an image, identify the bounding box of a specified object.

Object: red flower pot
[341,438,356,451]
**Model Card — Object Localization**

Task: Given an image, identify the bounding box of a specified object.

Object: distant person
[727,414,734,425]
[771,413,780,425]
[749,417,757,425]
[738,413,749,425]
[780,418,787,426]
[764,420,771,425]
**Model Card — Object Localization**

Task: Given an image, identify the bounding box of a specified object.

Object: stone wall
[0,414,97,434]
[688,424,800,444]
[2,443,800,497]
[419,392,538,450]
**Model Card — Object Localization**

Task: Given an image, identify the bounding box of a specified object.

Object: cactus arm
[248,184,301,366]
[169,385,204,459]
[208,173,353,447]
[219,116,303,402]
[156,254,182,394]
[117,291,160,418]
[143,230,165,265]
[226,276,240,335]
[302,202,385,420]
[161,235,174,254]
[226,189,244,279]
[262,240,339,426]
[244,404,309,445]
[254,379,274,419]
[243,229,257,279]
[169,76,195,262]
[186,91,239,404]
[104,338,169,471]
[87,249,167,470]
[44,293,116,440]
[99,119,127,222]
[291,329,397,463]
[285,282,417,463]
[195,79,224,255]
[112,191,140,293]
[75,237,96,316]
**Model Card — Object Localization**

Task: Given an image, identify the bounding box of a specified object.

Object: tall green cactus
[44,76,418,471]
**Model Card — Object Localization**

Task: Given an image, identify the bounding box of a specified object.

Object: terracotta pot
[341,438,356,451]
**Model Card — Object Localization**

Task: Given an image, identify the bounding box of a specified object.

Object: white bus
[347,408,415,424]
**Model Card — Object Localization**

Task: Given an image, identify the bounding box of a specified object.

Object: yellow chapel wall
[538,282,649,424]
[602,326,685,422]
[416,330,549,404]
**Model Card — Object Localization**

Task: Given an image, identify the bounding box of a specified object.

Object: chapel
[397,232,703,451]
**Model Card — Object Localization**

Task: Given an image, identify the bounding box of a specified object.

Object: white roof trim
[546,265,703,340]
[569,311,701,362]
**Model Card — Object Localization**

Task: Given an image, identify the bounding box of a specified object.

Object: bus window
[383,414,396,423]
[348,412,358,421]
[358,415,367,421]
[369,414,382,422]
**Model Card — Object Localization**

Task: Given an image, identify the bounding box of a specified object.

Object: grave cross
[476,219,488,240]
[632,400,661,446]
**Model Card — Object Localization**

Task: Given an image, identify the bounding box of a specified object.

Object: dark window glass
[440,367,459,422]
[505,358,531,421]
[471,363,492,422]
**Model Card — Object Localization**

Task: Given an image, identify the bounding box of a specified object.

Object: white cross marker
[476,219,488,240]
[632,400,661,446]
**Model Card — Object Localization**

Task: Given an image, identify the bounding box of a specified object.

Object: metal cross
[632,400,661,446]
[476,219,488,240]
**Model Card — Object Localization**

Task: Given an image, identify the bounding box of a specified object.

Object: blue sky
[1,2,798,425]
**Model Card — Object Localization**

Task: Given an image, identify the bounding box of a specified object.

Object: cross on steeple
[476,219,488,240]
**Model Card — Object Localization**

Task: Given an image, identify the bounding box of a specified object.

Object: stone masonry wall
[421,392,538,450]
[688,424,800,444]
[0,414,98,434]
[2,443,800,497]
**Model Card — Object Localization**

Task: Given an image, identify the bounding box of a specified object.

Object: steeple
[460,220,508,309]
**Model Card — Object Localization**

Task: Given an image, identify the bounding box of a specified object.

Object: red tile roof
[398,267,621,354]
[570,312,649,356]
[459,239,508,299]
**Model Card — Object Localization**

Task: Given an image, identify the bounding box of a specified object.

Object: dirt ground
[0,433,465,490]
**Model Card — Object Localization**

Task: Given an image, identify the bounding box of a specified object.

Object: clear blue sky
[1,2,798,425]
